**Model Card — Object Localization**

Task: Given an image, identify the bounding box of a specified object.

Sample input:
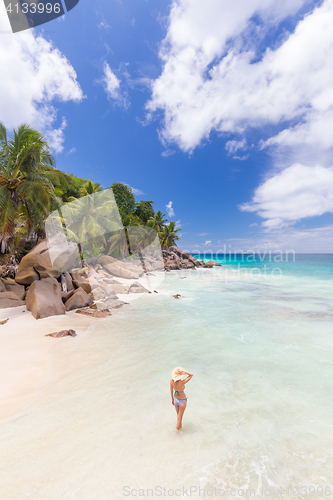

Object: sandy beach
[0,270,167,423]
[0,305,97,422]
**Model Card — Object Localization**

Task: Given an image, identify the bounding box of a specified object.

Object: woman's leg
[176,401,187,430]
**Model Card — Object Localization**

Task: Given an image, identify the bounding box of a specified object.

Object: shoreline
[0,305,99,422]
[0,271,169,423]
[0,265,216,423]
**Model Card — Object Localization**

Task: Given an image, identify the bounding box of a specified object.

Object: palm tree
[107,213,142,258]
[0,123,64,253]
[147,210,167,232]
[160,221,181,249]
[53,189,122,266]
[79,180,102,197]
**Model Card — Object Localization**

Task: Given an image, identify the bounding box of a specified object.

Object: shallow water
[1,257,333,499]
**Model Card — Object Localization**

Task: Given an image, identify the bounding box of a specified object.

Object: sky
[1,0,333,253]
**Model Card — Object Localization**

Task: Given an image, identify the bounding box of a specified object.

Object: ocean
[1,253,333,499]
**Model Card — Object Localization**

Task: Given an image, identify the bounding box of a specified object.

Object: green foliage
[54,172,89,203]
[134,200,155,223]
[0,123,63,253]
[160,221,181,249]
[110,182,136,222]
[0,123,181,254]
[147,210,168,232]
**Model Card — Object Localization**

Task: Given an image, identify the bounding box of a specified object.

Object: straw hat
[171,367,186,381]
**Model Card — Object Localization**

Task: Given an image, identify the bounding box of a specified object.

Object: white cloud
[101,62,129,108]
[198,232,209,236]
[66,147,77,156]
[219,225,333,253]
[147,0,333,159]
[225,138,247,155]
[166,201,175,217]
[0,4,83,150]
[175,219,182,228]
[232,154,249,161]
[205,240,212,246]
[239,163,333,229]
[45,117,67,154]
[128,186,144,196]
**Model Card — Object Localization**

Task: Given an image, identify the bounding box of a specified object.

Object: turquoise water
[1,256,333,499]
[194,253,333,279]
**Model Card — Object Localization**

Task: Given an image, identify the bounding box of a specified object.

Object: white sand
[0,271,168,423]
[0,305,96,422]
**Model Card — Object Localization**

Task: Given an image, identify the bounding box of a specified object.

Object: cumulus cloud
[147,0,333,159]
[219,225,333,253]
[101,62,129,108]
[166,201,175,217]
[239,164,333,229]
[205,240,212,246]
[127,185,144,196]
[225,139,247,155]
[45,117,67,154]
[0,3,83,151]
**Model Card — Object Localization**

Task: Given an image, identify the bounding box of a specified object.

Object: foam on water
[1,260,333,499]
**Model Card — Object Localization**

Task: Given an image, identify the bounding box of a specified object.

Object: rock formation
[26,278,65,319]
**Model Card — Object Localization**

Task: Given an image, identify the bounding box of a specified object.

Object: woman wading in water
[170,367,193,430]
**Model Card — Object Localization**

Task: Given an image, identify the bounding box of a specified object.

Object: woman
[170,367,193,430]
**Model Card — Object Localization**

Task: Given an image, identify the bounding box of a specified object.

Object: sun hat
[171,367,186,381]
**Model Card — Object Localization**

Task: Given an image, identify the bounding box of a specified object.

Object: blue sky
[1,0,333,252]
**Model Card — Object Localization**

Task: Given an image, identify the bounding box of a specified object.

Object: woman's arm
[183,371,193,384]
[170,380,174,405]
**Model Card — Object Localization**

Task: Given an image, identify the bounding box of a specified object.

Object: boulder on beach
[205,260,221,267]
[104,283,129,295]
[70,270,88,282]
[165,260,180,270]
[91,286,118,301]
[46,329,77,338]
[15,237,78,285]
[26,277,65,319]
[61,289,75,302]
[129,281,150,294]
[64,287,93,311]
[0,298,25,309]
[72,280,92,294]
[98,297,127,310]
[100,255,143,279]
[76,308,111,318]
[90,286,107,301]
[1,278,25,299]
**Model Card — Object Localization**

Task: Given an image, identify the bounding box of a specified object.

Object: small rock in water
[0,318,9,325]
[173,294,181,299]
[46,329,77,338]
[76,308,111,318]
[154,290,158,293]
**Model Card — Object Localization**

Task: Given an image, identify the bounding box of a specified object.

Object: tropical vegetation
[0,123,181,259]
